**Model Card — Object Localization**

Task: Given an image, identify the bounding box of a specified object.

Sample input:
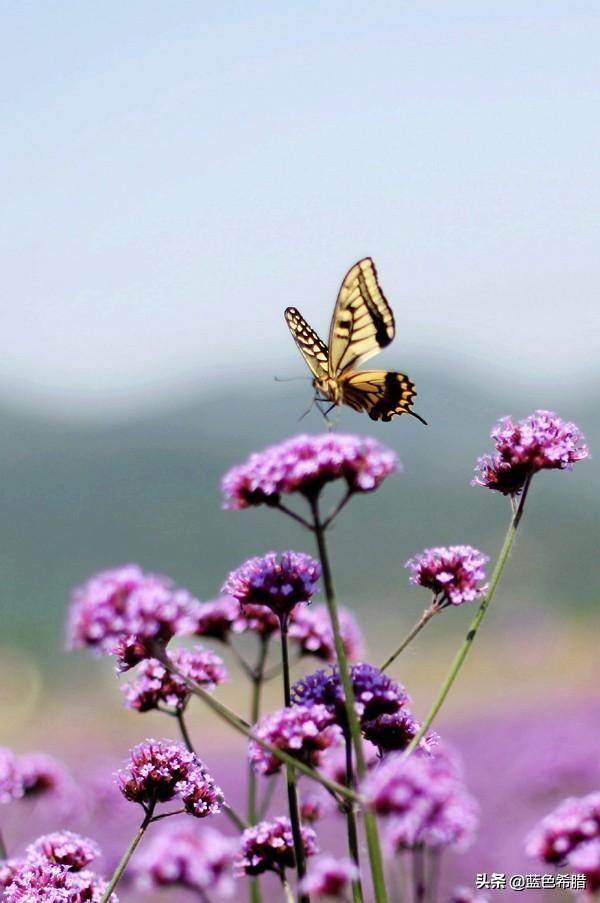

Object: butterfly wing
[339,370,426,423]
[284,307,329,381]
[328,258,395,376]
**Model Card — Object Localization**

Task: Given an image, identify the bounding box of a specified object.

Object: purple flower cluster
[525,792,600,864]
[223,551,321,619]
[0,747,74,806]
[235,816,318,877]
[117,739,223,818]
[68,564,201,655]
[132,823,236,896]
[222,433,399,509]
[121,645,228,712]
[289,603,364,662]
[249,704,340,775]
[567,838,600,892]
[292,664,428,754]
[299,854,359,898]
[363,749,479,852]
[473,410,589,495]
[193,596,240,641]
[406,545,489,607]
[2,831,114,902]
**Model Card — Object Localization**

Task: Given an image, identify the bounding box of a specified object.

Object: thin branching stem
[100,801,156,902]
[380,600,440,672]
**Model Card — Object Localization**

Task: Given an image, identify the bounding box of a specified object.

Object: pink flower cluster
[222,433,399,509]
[249,704,340,775]
[132,823,237,897]
[223,551,321,620]
[1,831,115,902]
[526,792,600,866]
[117,739,223,818]
[473,410,589,495]
[68,564,200,655]
[406,545,489,606]
[121,645,228,712]
[299,854,359,898]
[235,816,318,877]
[0,747,74,806]
[363,749,479,852]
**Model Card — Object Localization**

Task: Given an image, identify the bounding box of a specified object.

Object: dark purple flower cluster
[473,410,589,495]
[121,645,228,712]
[526,792,600,864]
[235,816,318,877]
[406,545,489,606]
[222,433,399,509]
[299,854,359,898]
[2,831,114,902]
[249,704,340,775]
[192,596,240,641]
[117,739,223,818]
[132,824,236,896]
[291,664,428,754]
[68,564,201,655]
[223,551,321,619]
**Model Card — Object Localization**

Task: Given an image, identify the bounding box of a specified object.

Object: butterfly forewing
[284,307,329,381]
[328,258,395,376]
[340,370,421,422]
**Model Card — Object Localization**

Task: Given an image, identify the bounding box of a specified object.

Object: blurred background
[1,2,598,899]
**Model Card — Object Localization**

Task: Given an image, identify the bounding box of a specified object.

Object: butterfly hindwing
[284,307,329,381]
[328,258,395,376]
[340,370,423,422]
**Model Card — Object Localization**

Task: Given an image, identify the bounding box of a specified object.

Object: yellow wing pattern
[328,258,395,376]
[340,370,425,423]
[284,307,329,381]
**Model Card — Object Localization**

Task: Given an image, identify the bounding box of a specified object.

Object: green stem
[310,498,389,903]
[248,639,269,903]
[0,828,7,860]
[380,605,438,672]
[402,477,532,758]
[100,806,154,902]
[281,619,309,903]
[155,649,359,802]
[282,876,296,903]
[343,730,364,903]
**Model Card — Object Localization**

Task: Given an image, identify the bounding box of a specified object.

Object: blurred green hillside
[1,363,597,669]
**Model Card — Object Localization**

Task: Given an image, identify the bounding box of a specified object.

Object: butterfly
[284,258,426,423]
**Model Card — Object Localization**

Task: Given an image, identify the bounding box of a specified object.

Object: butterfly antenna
[274,375,313,382]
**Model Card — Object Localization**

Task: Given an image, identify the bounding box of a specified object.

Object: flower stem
[100,805,154,902]
[0,829,7,860]
[380,605,438,672]
[280,619,309,903]
[343,730,364,903]
[248,639,269,903]
[402,476,532,758]
[282,876,296,903]
[310,498,389,903]
[412,846,426,903]
[156,649,359,802]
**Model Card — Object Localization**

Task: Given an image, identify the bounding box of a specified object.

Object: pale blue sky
[1,2,599,413]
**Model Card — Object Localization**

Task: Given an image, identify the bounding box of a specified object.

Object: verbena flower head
[363,750,479,852]
[525,792,600,864]
[223,552,321,620]
[222,433,399,509]
[3,860,117,902]
[406,545,489,606]
[117,739,223,817]
[473,410,589,495]
[292,664,409,728]
[567,838,600,892]
[232,603,280,637]
[192,596,240,642]
[299,854,359,898]
[249,705,339,776]
[289,604,364,663]
[68,565,200,655]
[0,747,23,803]
[132,824,236,897]
[18,752,75,802]
[113,635,151,673]
[121,646,228,713]
[27,831,100,871]
[362,710,438,756]
[235,816,318,877]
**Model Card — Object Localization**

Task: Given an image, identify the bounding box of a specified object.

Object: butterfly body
[284,258,426,424]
